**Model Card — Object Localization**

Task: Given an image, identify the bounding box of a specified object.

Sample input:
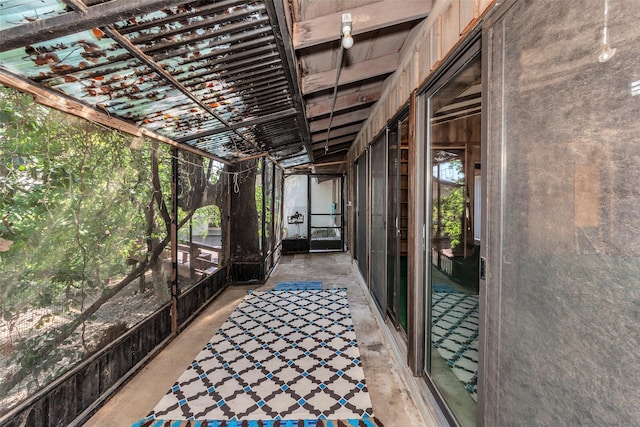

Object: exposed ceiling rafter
[309,108,370,132]
[293,1,431,49]
[302,52,399,95]
[306,86,381,118]
[311,123,362,143]
[311,135,355,149]
[176,108,298,143]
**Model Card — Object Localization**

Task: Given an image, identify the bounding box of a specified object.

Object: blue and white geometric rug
[431,291,479,402]
[134,289,381,426]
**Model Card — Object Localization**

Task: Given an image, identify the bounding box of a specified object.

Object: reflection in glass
[309,175,343,251]
[427,53,481,427]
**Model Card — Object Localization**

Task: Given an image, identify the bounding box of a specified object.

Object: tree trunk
[151,238,170,301]
[229,159,261,262]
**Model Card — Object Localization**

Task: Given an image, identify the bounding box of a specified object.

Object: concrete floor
[87,252,445,426]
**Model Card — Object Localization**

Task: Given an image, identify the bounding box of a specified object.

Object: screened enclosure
[0,88,277,423]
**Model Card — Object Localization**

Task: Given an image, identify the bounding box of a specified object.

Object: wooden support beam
[293,1,431,50]
[0,69,231,164]
[290,160,346,170]
[311,123,362,143]
[309,108,370,132]
[302,53,399,95]
[312,150,350,163]
[312,135,355,149]
[170,146,179,334]
[306,86,381,118]
[0,0,197,51]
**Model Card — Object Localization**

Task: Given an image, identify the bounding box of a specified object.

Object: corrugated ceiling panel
[0,0,310,165]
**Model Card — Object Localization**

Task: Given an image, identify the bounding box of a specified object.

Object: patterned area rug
[274,281,323,291]
[134,289,379,426]
[431,291,479,401]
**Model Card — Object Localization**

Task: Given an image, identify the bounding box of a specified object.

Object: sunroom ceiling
[0,0,311,166]
[0,0,432,172]
[291,0,430,173]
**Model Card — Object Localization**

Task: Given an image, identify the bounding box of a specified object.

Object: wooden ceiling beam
[290,160,346,170]
[309,108,370,132]
[302,53,399,95]
[311,123,362,143]
[312,135,355,149]
[312,149,351,163]
[291,160,346,170]
[0,0,197,52]
[306,86,381,118]
[293,1,431,50]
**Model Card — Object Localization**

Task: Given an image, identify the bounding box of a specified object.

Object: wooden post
[225,169,232,283]
[170,147,179,334]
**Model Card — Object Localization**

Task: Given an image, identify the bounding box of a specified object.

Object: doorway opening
[282,174,344,254]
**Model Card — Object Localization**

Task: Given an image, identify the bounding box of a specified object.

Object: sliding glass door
[355,156,368,278]
[425,50,482,427]
[387,115,410,333]
[370,134,387,311]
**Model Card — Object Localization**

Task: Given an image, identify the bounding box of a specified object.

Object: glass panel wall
[387,116,410,333]
[387,124,399,323]
[282,174,308,254]
[355,156,368,278]
[370,134,387,311]
[309,175,343,251]
[0,88,230,414]
[426,52,482,427]
[482,2,640,423]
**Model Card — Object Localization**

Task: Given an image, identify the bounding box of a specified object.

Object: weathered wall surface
[482,0,640,424]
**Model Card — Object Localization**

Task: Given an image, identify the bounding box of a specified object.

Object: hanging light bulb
[341,13,354,50]
[599,46,616,63]
[342,32,354,50]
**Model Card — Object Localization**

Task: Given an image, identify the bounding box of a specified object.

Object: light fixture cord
[324,42,345,154]
[602,0,610,47]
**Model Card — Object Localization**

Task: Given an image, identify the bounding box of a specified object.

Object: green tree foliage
[435,186,464,249]
[433,159,465,250]
[0,87,233,411]
[0,87,175,406]
[0,88,156,315]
